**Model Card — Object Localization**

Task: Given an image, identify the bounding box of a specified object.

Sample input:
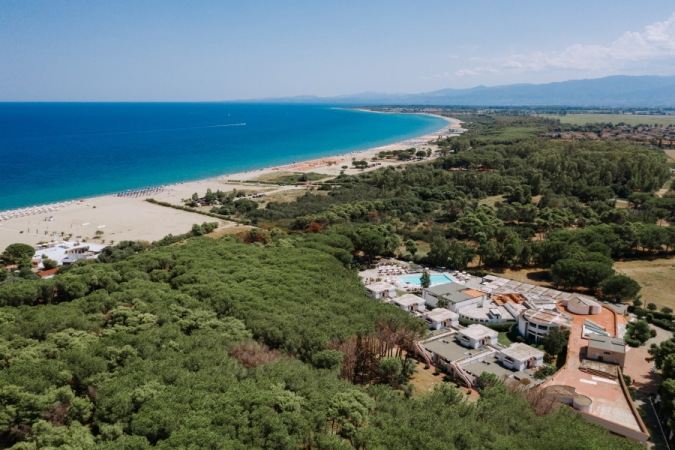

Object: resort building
[457,324,498,349]
[391,294,425,313]
[517,309,572,344]
[365,282,396,299]
[586,335,627,368]
[417,331,537,388]
[498,343,544,371]
[32,242,105,267]
[423,308,459,330]
[564,296,603,315]
[422,282,486,312]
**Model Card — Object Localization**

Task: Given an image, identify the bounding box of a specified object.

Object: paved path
[542,305,645,434]
[624,325,672,393]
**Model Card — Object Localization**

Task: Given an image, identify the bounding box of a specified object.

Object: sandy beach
[0,114,463,250]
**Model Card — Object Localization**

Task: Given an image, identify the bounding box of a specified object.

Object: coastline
[0,114,464,249]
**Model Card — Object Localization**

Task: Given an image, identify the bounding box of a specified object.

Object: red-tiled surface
[37,268,58,278]
[542,304,643,433]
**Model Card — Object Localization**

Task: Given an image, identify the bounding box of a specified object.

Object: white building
[392,294,425,313]
[498,343,544,371]
[518,309,572,344]
[424,308,459,330]
[423,283,486,312]
[32,242,105,267]
[365,282,396,299]
[564,296,602,315]
[457,324,498,349]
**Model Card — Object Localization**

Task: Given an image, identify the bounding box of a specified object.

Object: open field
[407,360,444,395]
[542,114,675,127]
[478,195,504,207]
[252,171,328,183]
[614,258,675,309]
[665,150,675,162]
[205,223,253,239]
[485,267,552,287]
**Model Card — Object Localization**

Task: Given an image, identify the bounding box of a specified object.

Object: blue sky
[1,0,675,101]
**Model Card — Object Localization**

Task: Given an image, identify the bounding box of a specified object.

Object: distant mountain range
[241,76,675,107]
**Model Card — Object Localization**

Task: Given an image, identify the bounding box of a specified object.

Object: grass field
[542,114,675,127]
[614,258,675,309]
[498,331,513,346]
[253,171,327,183]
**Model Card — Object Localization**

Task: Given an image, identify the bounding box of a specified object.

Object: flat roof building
[498,343,544,371]
[566,296,602,315]
[518,309,572,343]
[422,282,485,312]
[587,335,626,368]
[424,308,459,330]
[365,282,396,299]
[392,294,425,313]
[32,242,105,267]
[458,324,498,349]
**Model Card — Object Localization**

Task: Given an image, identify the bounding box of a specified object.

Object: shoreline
[0,114,464,249]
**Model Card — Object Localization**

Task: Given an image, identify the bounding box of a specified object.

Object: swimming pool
[398,273,453,286]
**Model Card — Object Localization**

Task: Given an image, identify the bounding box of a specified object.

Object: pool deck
[359,264,455,292]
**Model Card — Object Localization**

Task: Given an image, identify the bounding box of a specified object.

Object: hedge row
[458,318,514,332]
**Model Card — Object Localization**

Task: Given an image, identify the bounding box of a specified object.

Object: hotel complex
[360,267,649,442]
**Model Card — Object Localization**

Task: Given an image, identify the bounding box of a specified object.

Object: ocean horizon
[0,103,446,211]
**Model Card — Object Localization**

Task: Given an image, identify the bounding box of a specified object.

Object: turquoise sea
[0,103,446,211]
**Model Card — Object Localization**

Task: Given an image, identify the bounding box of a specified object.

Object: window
[603,351,611,355]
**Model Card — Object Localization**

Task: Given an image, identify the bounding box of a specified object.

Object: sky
[1,0,675,101]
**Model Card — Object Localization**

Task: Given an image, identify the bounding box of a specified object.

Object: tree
[580,262,615,294]
[378,357,402,387]
[625,320,652,347]
[420,269,431,289]
[328,390,375,439]
[404,239,418,258]
[427,236,450,267]
[647,303,658,311]
[2,243,35,265]
[353,226,387,261]
[476,372,501,392]
[478,240,500,268]
[312,350,344,370]
[663,307,673,315]
[42,259,58,270]
[543,329,568,356]
[446,240,477,271]
[204,188,216,204]
[599,275,641,303]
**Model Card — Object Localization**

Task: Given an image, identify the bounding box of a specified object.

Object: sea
[0,103,447,211]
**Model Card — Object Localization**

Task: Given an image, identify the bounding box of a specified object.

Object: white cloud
[456,11,675,76]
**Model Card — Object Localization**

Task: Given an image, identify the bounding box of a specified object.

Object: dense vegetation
[0,235,638,449]
[2,113,669,448]
[210,115,674,301]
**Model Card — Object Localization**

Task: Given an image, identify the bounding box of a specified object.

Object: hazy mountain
[244,76,675,107]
